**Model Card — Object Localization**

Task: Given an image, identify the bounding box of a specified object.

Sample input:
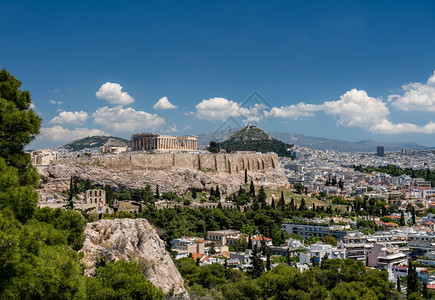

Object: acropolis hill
[41,152,286,196]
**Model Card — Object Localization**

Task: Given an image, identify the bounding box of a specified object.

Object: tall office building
[376,146,385,157]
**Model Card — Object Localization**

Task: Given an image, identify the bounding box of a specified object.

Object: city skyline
[2,1,435,148]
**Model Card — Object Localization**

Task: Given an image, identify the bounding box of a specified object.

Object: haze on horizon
[2,1,435,149]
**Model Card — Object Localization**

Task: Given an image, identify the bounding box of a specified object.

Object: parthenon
[132,133,198,151]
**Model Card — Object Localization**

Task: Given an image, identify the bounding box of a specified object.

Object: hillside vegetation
[64,136,129,151]
[220,125,293,156]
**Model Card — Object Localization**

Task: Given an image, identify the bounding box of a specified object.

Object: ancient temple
[132,133,198,151]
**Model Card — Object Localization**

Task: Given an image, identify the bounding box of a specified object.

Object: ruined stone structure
[85,189,106,206]
[132,133,197,151]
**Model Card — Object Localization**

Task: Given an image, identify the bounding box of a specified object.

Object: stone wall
[62,152,279,174]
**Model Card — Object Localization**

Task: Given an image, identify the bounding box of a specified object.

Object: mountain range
[198,127,430,152]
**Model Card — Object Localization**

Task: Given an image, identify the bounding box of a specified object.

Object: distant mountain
[269,132,429,152]
[63,136,130,151]
[219,125,293,156]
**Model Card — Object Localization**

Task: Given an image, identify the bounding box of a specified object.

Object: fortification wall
[61,152,280,173]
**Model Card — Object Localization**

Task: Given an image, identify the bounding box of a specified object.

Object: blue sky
[2,0,435,148]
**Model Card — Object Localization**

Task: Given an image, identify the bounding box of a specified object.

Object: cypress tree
[312,203,315,211]
[396,276,401,292]
[279,191,285,210]
[155,185,160,199]
[248,234,252,249]
[250,180,255,197]
[266,251,271,271]
[245,169,248,184]
[400,211,405,226]
[258,186,267,208]
[192,188,197,199]
[299,198,306,211]
[407,259,419,297]
[423,282,428,299]
[290,197,295,211]
[210,187,215,197]
[271,198,276,209]
[412,207,416,225]
[68,176,73,201]
[215,185,221,198]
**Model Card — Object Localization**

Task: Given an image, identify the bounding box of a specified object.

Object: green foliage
[64,135,129,151]
[176,258,397,299]
[86,260,164,300]
[207,141,221,153]
[220,139,292,157]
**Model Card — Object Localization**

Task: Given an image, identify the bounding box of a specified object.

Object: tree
[423,282,428,299]
[400,211,405,226]
[250,245,264,278]
[397,276,401,292]
[192,188,197,199]
[155,184,160,200]
[312,203,315,211]
[338,178,344,190]
[271,198,276,209]
[258,186,267,209]
[412,207,416,225]
[266,251,271,271]
[250,180,255,197]
[407,259,420,297]
[245,169,248,184]
[215,185,221,199]
[0,69,41,223]
[207,141,220,153]
[294,183,304,194]
[210,187,215,198]
[278,191,285,210]
[299,198,306,211]
[290,198,295,211]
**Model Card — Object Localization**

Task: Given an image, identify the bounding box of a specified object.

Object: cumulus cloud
[321,89,390,130]
[49,111,89,124]
[92,106,165,132]
[267,88,435,134]
[165,125,178,133]
[95,82,134,105]
[195,97,265,122]
[50,100,63,105]
[153,97,178,110]
[38,126,109,142]
[266,102,320,119]
[389,71,435,111]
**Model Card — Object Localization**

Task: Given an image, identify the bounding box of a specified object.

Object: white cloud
[390,71,435,111]
[49,111,89,125]
[38,126,109,142]
[165,125,178,133]
[95,82,134,105]
[195,97,265,122]
[29,103,35,109]
[267,102,320,119]
[92,106,165,132]
[321,89,390,130]
[153,97,178,110]
[50,99,63,105]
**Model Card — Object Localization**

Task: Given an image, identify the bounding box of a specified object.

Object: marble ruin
[132,133,197,151]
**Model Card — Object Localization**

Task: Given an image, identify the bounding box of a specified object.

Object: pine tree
[279,191,285,210]
[245,169,248,184]
[250,180,255,197]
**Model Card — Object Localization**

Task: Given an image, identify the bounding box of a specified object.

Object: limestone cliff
[39,153,288,195]
[79,218,189,299]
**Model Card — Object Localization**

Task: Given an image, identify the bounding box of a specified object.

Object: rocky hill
[80,218,189,299]
[64,136,130,151]
[220,124,293,156]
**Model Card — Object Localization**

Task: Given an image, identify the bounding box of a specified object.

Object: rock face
[39,153,288,195]
[79,219,189,299]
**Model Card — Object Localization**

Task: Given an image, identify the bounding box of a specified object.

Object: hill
[269,132,429,152]
[220,125,293,156]
[63,136,130,151]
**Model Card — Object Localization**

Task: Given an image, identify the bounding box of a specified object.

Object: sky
[2,0,435,148]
